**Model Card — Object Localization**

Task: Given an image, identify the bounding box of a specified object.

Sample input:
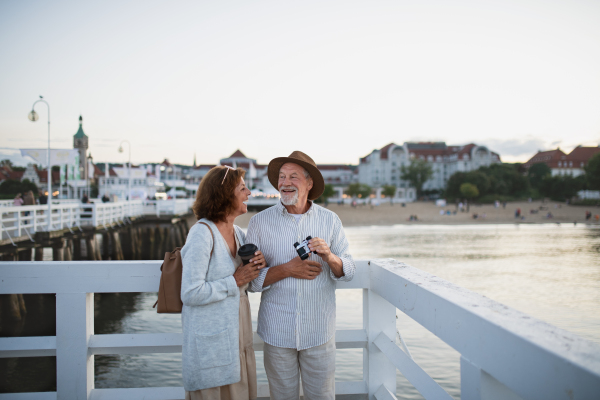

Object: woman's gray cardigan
[180,218,246,391]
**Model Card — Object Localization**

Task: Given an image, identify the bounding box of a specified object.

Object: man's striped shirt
[247,201,355,350]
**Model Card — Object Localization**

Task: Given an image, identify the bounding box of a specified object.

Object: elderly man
[247,151,355,400]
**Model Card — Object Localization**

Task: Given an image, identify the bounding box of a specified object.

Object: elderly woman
[181,165,264,400]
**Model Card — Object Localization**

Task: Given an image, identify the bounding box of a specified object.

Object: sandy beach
[235,200,600,228]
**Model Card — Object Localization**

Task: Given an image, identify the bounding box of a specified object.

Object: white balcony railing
[143,199,194,217]
[0,203,83,242]
[1,259,598,399]
[0,199,195,241]
[79,200,144,227]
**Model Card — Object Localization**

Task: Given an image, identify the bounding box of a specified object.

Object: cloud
[0,148,38,167]
[481,138,549,159]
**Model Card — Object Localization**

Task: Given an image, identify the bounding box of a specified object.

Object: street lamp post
[119,140,131,216]
[28,96,52,231]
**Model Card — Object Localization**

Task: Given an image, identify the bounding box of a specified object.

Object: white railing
[1,259,599,400]
[80,200,144,227]
[0,201,147,240]
[0,203,82,242]
[0,200,15,207]
[52,199,82,204]
[142,199,194,217]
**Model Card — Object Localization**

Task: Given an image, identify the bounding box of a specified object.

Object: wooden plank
[91,387,184,400]
[89,333,182,355]
[365,285,397,397]
[0,260,367,294]
[55,293,94,400]
[0,262,163,294]
[335,329,368,349]
[0,336,56,358]
[374,332,453,400]
[0,393,57,400]
[374,384,398,400]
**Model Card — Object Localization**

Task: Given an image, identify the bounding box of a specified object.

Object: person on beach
[13,193,23,206]
[181,166,266,400]
[22,191,35,223]
[247,151,355,400]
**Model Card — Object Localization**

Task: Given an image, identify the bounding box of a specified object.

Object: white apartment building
[358,142,500,194]
[98,167,163,200]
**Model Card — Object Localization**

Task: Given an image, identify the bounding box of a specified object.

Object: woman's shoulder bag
[153,222,214,313]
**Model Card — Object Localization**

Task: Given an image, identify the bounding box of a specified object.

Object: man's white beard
[280,186,299,206]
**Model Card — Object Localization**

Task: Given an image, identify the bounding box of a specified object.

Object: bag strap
[198,222,214,259]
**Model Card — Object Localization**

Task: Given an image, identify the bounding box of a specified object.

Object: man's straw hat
[267,151,324,201]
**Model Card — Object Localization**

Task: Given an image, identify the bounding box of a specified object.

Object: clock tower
[73,115,88,179]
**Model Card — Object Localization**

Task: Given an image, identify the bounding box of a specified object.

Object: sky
[1,0,599,167]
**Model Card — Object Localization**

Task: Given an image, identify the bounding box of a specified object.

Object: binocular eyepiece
[294,236,317,260]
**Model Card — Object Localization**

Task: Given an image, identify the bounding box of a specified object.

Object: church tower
[73,115,88,179]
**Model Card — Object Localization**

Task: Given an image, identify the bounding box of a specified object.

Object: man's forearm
[262,263,291,287]
[326,254,344,278]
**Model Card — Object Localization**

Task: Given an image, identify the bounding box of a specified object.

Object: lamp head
[118,146,124,153]
[28,110,39,122]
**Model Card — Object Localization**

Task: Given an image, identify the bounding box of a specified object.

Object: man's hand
[308,237,344,278]
[285,257,322,280]
[308,237,333,262]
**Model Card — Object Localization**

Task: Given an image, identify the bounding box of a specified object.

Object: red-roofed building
[358,142,500,194]
[523,146,600,177]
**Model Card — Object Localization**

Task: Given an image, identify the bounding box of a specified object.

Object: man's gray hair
[303,167,311,180]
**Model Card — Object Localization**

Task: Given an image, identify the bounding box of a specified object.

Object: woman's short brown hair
[192,166,246,222]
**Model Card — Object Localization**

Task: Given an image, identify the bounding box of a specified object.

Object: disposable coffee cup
[238,243,258,265]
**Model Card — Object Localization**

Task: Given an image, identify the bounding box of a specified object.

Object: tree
[0,159,13,168]
[460,183,479,211]
[539,175,585,201]
[346,183,372,199]
[381,185,397,205]
[0,179,39,199]
[316,184,336,204]
[400,159,433,198]
[586,153,600,190]
[446,163,531,201]
[528,163,551,189]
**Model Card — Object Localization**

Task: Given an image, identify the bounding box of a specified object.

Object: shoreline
[235,200,600,229]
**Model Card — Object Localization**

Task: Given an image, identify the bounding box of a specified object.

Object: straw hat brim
[267,154,324,201]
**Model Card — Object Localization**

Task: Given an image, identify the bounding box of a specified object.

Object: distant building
[98,165,161,200]
[73,116,89,179]
[21,164,40,187]
[358,142,500,194]
[523,146,600,177]
[188,150,357,199]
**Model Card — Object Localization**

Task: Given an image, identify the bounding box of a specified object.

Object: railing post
[16,210,22,237]
[461,356,523,400]
[56,292,94,399]
[92,203,98,227]
[366,262,397,399]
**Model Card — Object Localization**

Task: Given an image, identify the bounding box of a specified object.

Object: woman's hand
[249,250,267,269]
[233,262,260,287]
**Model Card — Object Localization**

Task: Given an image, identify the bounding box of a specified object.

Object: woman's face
[231,178,251,217]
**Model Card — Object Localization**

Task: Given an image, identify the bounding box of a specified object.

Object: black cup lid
[238,243,258,258]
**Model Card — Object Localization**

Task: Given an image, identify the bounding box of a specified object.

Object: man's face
[278,163,313,206]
